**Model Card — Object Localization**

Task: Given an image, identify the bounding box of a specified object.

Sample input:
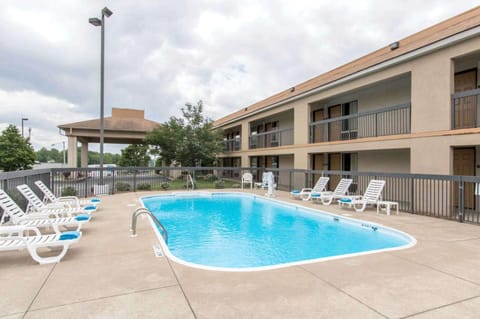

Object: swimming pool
[141,192,415,271]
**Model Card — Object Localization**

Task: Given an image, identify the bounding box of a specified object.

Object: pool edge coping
[140,191,417,272]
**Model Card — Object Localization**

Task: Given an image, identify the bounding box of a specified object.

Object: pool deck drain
[0,190,479,318]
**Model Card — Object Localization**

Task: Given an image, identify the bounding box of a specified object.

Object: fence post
[459,178,464,223]
[289,170,292,191]
[50,170,55,196]
[133,169,137,192]
[111,168,116,195]
[410,177,414,214]
[192,168,196,190]
[84,169,88,198]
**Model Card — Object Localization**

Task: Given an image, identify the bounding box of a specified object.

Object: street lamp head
[102,7,113,17]
[89,17,102,26]
[22,117,28,121]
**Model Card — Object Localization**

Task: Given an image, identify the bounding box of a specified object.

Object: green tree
[36,147,49,163]
[146,100,224,167]
[104,153,120,165]
[0,125,36,171]
[118,144,150,167]
[49,148,63,163]
[35,147,64,163]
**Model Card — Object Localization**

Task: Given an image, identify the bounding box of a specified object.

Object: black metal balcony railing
[309,103,411,143]
[249,128,294,149]
[451,88,480,129]
[223,138,241,152]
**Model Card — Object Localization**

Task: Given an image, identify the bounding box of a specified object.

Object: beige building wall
[358,149,410,173]
[316,74,411,112]
[410,53,452,132]
[278,155,294,188]
[250,110,294,129]
[410,139,451,174]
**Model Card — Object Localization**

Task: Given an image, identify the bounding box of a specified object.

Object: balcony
[249,128,294,149]
[310,103,411,143]
[452,88,480,129]
[223,138,241,152]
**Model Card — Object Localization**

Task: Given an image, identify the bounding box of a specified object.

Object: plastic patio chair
[34,180,100,210]
[311,178,353,205]
[0,225,81,264]
[16,184,96,216]
[338,180,386,212]
[241,173,254,190]
[0,189,90,233]
[291,176,330,200]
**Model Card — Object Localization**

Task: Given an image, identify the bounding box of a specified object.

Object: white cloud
[0,89,92,149]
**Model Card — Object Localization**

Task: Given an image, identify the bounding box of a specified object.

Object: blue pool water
[142,193,415,270]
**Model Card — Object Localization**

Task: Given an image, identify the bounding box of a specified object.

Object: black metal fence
[249,128,294,149]
[223,138,241,152]
[310,103,411,143]
[1,166,479,225]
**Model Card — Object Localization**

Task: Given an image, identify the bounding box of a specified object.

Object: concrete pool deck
[1,190,479,319]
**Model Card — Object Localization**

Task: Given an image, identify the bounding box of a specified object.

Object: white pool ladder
[186,174,195,190]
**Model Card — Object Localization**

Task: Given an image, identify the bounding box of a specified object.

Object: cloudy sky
[1,0,479,153]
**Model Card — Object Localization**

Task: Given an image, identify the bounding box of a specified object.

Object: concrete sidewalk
[1,190,479,318]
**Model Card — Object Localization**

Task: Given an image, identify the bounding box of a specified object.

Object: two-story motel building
[214,7,480,196]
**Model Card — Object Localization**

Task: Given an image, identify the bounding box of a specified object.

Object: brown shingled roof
[58,108,160,132]
[213,6,480,127]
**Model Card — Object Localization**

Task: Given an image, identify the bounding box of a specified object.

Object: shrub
[161,182,170,190]
[137,183,151,191]
[183,182,196,189]
[202,174,216,181]
[116,182,131,192]
[61,186,77,196]
[214,180,225,189]
[63,172,71,179]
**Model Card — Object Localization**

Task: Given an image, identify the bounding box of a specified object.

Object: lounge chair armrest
[24,211,61,219]
[57,196,80,201]
[319,191,333,196]
[345,195,362,200]
[55,197,80,209]
[0,225,26,236]
[0,225,41,236]
[46,201,74,210]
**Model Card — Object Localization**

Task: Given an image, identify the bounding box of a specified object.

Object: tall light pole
[89,7,113,185]
[21,117,28,138]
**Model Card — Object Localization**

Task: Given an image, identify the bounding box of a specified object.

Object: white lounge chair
[291,176,329,200]
[338,180,386,212]
[241,173,253,190]
[0,225,81,264]
[16,184,96,216]
[34,180,100,210]
[0,189,90,233]
[311,178,353,205]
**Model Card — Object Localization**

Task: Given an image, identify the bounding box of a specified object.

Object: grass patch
[152,179,239,191]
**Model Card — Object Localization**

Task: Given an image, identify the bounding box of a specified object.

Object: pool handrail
[130,207,168,243]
